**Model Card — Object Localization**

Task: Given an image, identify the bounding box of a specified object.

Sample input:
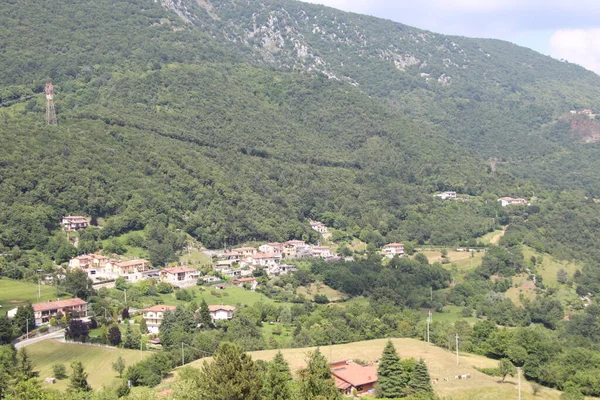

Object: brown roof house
[208,305,236,322]
[33,298,88,325]
[330,360,378,396]
[142,305,176,334]
[61,216,89,232]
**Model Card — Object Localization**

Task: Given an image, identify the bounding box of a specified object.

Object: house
[266,264,297,276]
[160,266,199,287]
[258,243,283,256]
[233,277,258,291]
[331,360,378,396]
[310,221,329,234]
[142,305,176,334]
[221,252,241,261]
[61,216,89,232]
[498,197,528,207]
[208,305,236,321]
[32,298,88,325]
[312,246,334,259]
[436,191,457,200]
[202,276,221,283]
[249,253,281,267]
[283,240,309,259]
[382,243,405,258]
[232,247,258,257]
[68,254,110,278]
[107,259,151,276]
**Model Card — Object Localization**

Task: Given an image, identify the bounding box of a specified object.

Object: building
[208,305,236,322]
[310,221,328,234]
[107,259,151,276]
[142,305,176,334]
[436,191,457,200]
[32,298,88,325]
[160,266,199,287]
[232,247,258,257]
[61,216,89,232]
[68,254,110,278]
[266,263,297,276]
[382,243,405,258]
[283,240,308,259]
[498,197,528,207]
[249,253,281,267]
[331,360,378,396]
[233,277,258,290]
[258,242,283,256]
[312,246,334,259]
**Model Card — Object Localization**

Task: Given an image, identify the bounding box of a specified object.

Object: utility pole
[26,319,29,340]
[430,286,433,301]
[140,337,143,360]
[181,342,185,366]
[124,289,127,305]
[517,367,522,400]
[455,334,459,366]
[45,83,57,126]
[426,311,431,344]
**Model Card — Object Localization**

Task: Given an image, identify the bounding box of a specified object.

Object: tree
[139,317,149,334]
[124,323,140,349]
[69,360,92,392]
[263,351,292,400]
[13,304,35,334]
[52,364,67,379]
[16,348,37,379]
[196,342,262,400]
[122,307,130,320]
[112,356,126,378]
[557,269,568,284]
[65,319,89,342]
[198,298,211,328]
[560,387,585,400]
[410,358,433,394]
[63,269,94,299]
[298,348,340,400]
[0,316,13,344]
[108,325,122,346]
[376,340,407,398]
[498,358,516,383]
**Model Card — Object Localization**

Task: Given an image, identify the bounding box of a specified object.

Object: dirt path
[490,227,507,244]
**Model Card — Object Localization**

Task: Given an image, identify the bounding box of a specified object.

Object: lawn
[0,278,62,315]
[143,286,278,308]
[181,338,564,399]
[179,249,212,267]
[522,246,581,288]
[504,274,537,307]
[27,340,151,391]
[417,250,484,272]
[428,305,479,325]
[296,282,347,302]
[478,229,506,245]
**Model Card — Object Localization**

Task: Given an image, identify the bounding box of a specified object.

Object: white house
[208,305,235,322]
[258,243,283,256]
[159,266,199,287]
[142,305,176,334]
[266,264,297,276]
[436,191,457,200]
[498,197,528,207]
[312,246,334,259]
[310,221,328,234]
[382,243,405,258]
[61,216,89,232]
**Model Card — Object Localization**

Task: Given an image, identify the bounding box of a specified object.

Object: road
[14,329,64,349]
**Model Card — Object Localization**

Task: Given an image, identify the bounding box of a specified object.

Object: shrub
[52,364,67,380]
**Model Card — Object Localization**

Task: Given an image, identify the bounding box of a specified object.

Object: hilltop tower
[45,83,57,126]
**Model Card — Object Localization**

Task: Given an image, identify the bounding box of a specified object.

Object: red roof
[143,305,176,313]
[233,247,256,252]
[233,277,256,283]
[162,266,196,274]
[33,298,87,312]
[331,361,378,387]
[63,216,87,222]
[384,243,404,248]
[208,305,236,312]
[117,259,149,268]
[252,253,277,259]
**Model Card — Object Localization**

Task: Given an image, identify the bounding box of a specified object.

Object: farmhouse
[160,266,199,287]
[142,305,176,334]
[233,277,258,290]
[331,360,378,396]
[32,298,88,325]
[498,197,528,207]
[61,216,89,232]
[208,305,236,321]
[382,243,405,258]
[436,191,457,200]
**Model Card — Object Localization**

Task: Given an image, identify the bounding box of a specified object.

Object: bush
[461,307,473,317]
[175,289,193,301]
[314,294,329,304]
[38,325,49,334]
[52,364,67,379]
[156,282,173,294]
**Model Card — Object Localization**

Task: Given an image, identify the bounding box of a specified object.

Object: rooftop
[117,259,149,268]
[208,305,236,312]
[143,305,176,313]
[33,298,87,312]
[384,243,404,247]
[162,266,196,274]
[330,361,378,387]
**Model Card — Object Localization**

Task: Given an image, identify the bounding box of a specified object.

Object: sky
[304,0,600,74]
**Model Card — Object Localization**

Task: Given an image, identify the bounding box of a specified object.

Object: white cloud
[550,29,600,74]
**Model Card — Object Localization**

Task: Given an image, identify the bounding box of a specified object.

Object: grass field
[522,246,581,288]
[180,338,563,399]
[28,340,151,391]
[0,278,62,315]
[478,229,506,245]
[296,282,347,302]
[417,251,484,272]
[179,249,212,267]
[430,305,479,324]
[146,285,278,307]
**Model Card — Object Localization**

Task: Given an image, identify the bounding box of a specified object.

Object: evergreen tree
[13,304,35,334]
[410,358,433,394]
[0,316,13,344]
[197,342,262,400]
[298,348,340,400]
[198,298,212,328]
[69,360,92,392]
[112,356,126,378]
[124,323,140,349]
[16,348,37,379]
[108,325,122,346]
[263,351,292,400]
[376,340,407,398]
[139,317,149,334]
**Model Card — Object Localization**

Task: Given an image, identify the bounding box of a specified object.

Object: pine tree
[16,348,37,379]
[199,298,212,328]
[112,356,126,378]
[298,348,340,400]
[376,340,407,398]
[197,342,262,400]
[14,304,35,334]
[410,358,433,394]
[263,351,293,400]
[69,360,92,392]
[108,325,122,346]
[139,317,148,334]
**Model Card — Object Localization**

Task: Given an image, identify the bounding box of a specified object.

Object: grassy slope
[180,338,563,399]
[148,286,278,307]
[28,340,151,391]
[522,246,581,288]
[0,278,62,315]
[296,282,347,302]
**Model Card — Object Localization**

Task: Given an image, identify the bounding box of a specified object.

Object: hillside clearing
[296,282,347,302]
[0,278,61,315]
[27,340,151,391]
[522,246,581,288]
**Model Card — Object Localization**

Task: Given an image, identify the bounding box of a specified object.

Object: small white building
[382,243,405,258]
[258,243,283,256]
[61,216,89,232]
[312,246,334,259]
[498,197,528,207]
[208,305,235,322]
[310,221,328,234]
[436,191,457,200]
[142,305,176,334]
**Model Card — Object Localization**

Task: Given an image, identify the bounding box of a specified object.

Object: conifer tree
[139,316,148,334]
[376,340,407,398]
[69,360,92,392]
[197,341,262,400]
[16,348,37,379]
[298,348,340,400]
[263,351,293,400]
[198,298,212,328]
[410,358,433,394]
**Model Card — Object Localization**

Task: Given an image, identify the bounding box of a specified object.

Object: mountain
[0,0,600,264]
